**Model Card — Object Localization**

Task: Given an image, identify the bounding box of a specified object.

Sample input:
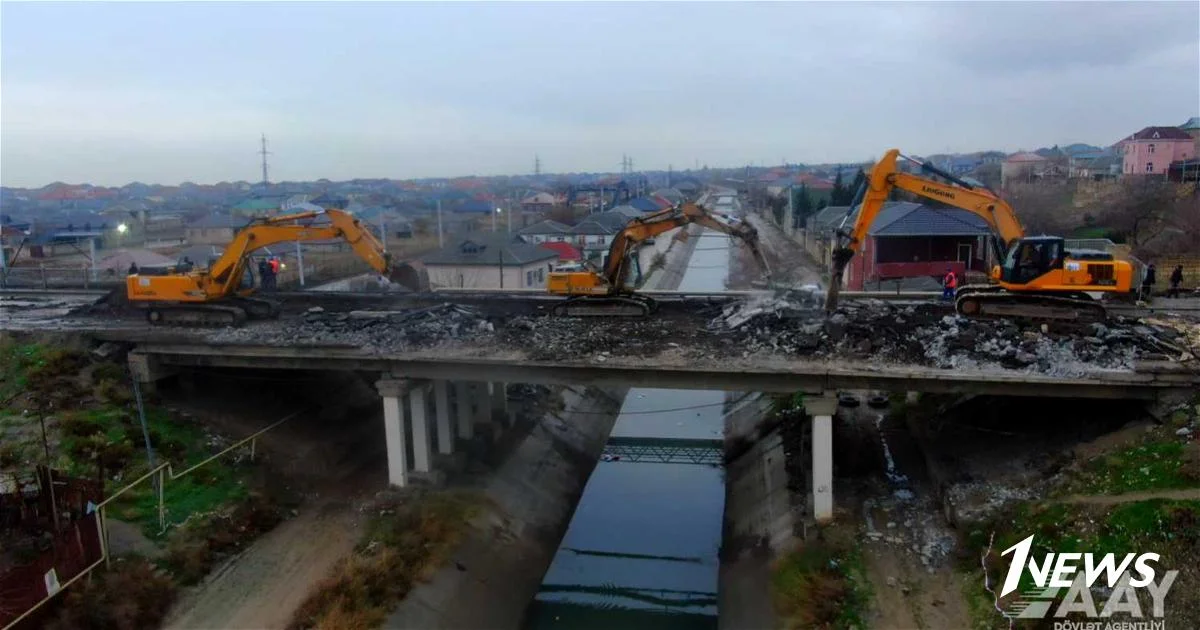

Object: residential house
[186,214,244,245]
[309,192,350,209]
[518,220,572,244]
[1180,117,1200,155]
[232,195,288,216]
[1119,126,1193,176]
[800,205,853,267]
[538,241,582,265]
[1068,150,1122,180]
[421,233,558,289]
[1001,152,1049,184]
[651,188,685,206]
[626,197,668,213]
[521,192,557,215]
[839,202,996,291]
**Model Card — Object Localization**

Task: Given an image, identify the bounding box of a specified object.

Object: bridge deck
[128,342,1197,399]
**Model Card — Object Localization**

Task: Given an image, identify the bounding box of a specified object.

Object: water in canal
[525,230,735,629]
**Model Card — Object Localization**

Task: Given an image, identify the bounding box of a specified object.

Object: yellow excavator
[126,208,425,325]
[825,149,1134,321]
[546,201,770,316]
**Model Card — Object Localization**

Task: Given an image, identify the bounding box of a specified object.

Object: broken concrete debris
[204,294,1194,377]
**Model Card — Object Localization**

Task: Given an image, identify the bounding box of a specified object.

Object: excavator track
[140,296,281,327]
[551,295,657,317]
[955,287,1107,323]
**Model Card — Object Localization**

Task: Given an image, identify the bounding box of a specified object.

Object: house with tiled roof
[828,202,996,290]
[1001,152,1049,184]
[421,232,557,289]
[518,219,571,244]
[1119,126,1195,176]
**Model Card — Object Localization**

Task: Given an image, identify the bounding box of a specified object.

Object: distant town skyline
[2,2,1197,188]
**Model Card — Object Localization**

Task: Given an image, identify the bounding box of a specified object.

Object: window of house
[537,269,544,282]
[526,270,534,286]
[1148,144,1155,154]
[1146,162,1154,173]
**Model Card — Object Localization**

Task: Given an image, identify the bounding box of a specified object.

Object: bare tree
[1004,181,1076,235]
[1096,178,1177,254]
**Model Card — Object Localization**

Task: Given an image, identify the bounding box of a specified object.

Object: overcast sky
[2,1,1197,187]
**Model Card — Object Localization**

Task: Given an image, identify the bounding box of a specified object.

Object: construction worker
[1141,263,1156,301]
[127,262,139,275]
[1169,265,1184,298]
[942,266,957,301]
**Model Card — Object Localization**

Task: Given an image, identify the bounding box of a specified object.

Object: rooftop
[422,233,558,266]
[1127,126,1193,141]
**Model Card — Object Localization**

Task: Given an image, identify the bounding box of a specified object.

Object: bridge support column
[454,382,474,440]
[805,394,838,523]
[409,385,432,474]
[376,379,413,488]
[473,382,492,434]
[491,382,509,427]
[433,380,453,455]
[128,352,177,392]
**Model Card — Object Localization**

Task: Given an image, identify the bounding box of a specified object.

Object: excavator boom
[825,149,1132,322]
[126,208,427,326]
[547,201,770,316]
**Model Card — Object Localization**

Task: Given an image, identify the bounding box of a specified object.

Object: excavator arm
[825,149,1026,310]
[547,201,770,316]
[128,208,429,325]
[599,202,770,291]
[206,209,393,297]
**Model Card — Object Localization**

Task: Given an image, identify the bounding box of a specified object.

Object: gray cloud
[1,1,1197,186]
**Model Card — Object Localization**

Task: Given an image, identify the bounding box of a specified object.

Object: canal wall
[383,385,627,629]
[719,392,792,630]
[643,224,705,291]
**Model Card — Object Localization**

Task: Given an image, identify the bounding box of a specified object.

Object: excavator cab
[996,237,1065,285]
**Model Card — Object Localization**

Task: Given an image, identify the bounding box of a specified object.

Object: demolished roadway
[198,290,1199,381]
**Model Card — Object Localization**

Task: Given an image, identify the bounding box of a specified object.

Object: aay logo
[998,535,1178,629]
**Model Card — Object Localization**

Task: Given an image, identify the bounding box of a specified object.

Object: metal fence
[0,266,124,290]
[0,411,301,630]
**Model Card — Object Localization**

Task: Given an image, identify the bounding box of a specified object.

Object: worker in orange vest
[942,267,957,301]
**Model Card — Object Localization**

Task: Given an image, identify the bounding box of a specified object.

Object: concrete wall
[384,386,627,629]
[426,260,557,289]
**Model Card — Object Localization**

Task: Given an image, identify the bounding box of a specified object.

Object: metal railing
[1,410,302,630]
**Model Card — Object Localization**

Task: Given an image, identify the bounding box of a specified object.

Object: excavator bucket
[387,260,431,292]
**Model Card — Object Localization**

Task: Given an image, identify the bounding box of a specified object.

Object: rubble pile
[500,315,684,361]
[210,303,496,351]
[711,295,1196,376]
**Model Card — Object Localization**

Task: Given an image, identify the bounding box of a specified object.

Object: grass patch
[0,341,49,403]
[1062,439,1196,495]
[771,533,871,630]
[960,500,1200,629]
[289,490,483,630]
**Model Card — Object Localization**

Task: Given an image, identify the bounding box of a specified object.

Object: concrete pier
[434,380,453,455]
[455,381,474,440]
[805,394,838,522]
[376,379,413,488]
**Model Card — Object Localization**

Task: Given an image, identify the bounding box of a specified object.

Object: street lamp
[116,223,128,234]
[492,207,501,231]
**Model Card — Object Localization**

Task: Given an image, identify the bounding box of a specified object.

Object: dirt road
[742,213,824,288]
[163,501,364,630]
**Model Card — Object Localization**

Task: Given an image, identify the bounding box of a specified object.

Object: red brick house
[842,202,996,290]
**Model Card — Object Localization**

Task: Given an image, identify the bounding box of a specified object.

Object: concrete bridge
[123,341,1198,523]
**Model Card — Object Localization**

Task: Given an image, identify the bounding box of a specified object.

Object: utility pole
[534,154,542,176]
[436,200,444,248]
[259,133,271,185]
